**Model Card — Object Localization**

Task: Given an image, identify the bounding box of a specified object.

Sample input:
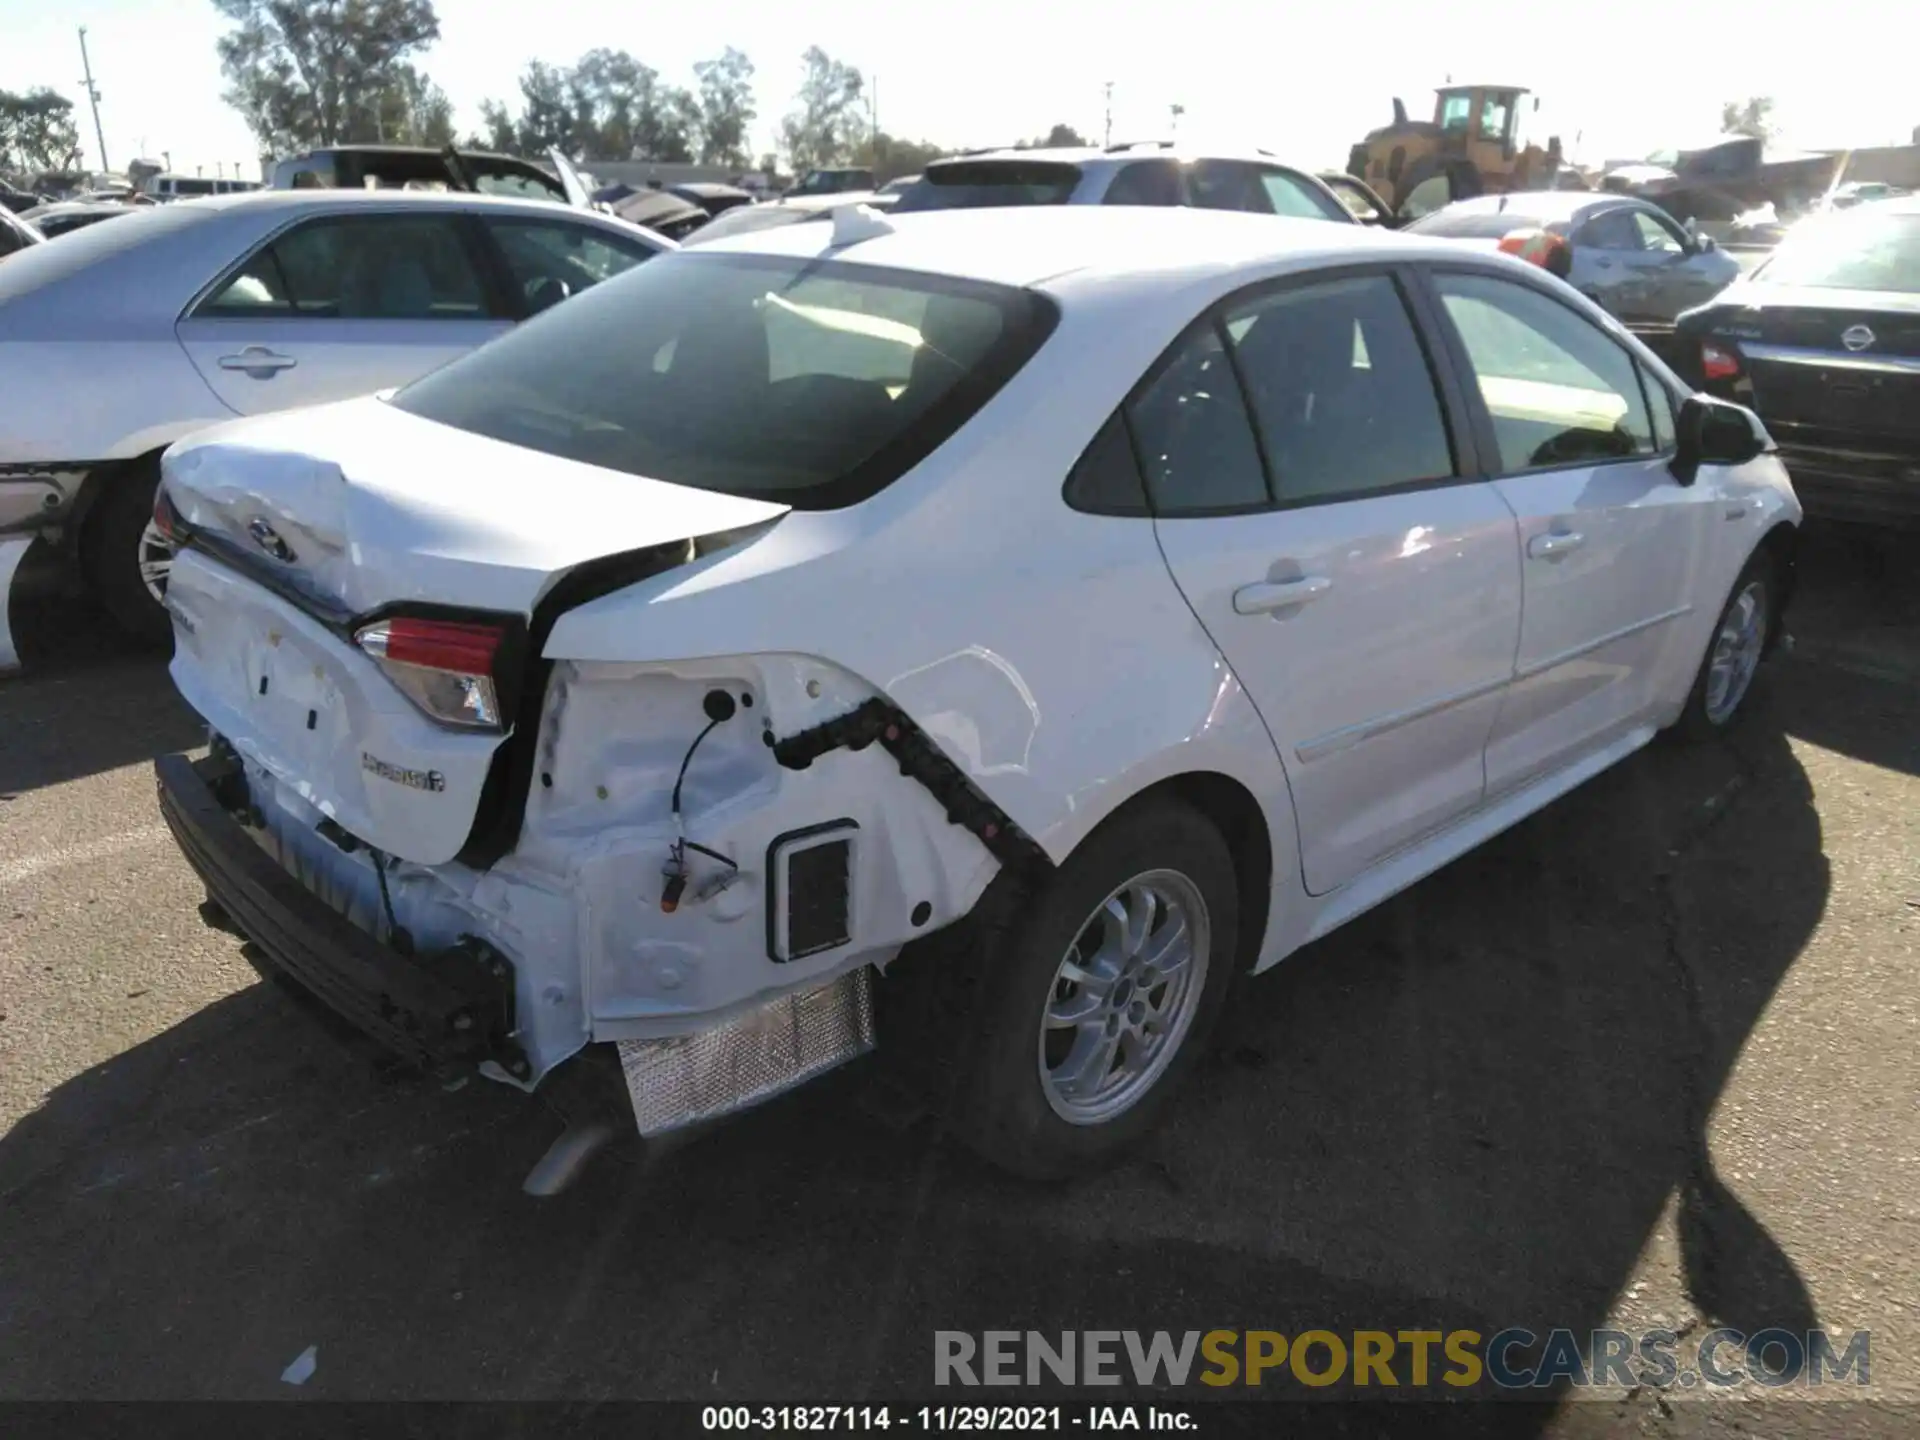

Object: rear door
[1425,268,1716,793]
[1143,267,1521,895]
[175,209,512,415]
[1571,207,1646,317]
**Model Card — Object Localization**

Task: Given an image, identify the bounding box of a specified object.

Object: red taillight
[152,485,182,543]
[355,617,509,731]
[1700,342,1742,382]
[378,618,505,673]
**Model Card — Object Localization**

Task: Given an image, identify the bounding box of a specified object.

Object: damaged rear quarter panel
[540,297,1301,971]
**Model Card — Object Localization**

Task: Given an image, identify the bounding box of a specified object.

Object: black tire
[929,798,1240,1179]
[1670,550,1778,743]
[81,458,172,646]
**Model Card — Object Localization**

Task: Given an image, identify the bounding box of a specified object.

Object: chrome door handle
[217,346,297,375]
[1527,530,1585,560]
[1232,575,1333,615]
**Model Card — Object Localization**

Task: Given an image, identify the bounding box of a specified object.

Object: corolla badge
[247,517,297,563]
[1841,324,1876,353]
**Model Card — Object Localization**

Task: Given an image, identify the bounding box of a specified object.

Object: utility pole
[1169,102,1184,140]
[1103,82,1114,148]
[77,26,110,174]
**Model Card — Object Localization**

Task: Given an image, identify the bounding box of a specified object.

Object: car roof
[926,145,1319,172]
[683,203,1456,292]
[148,188,584,217]
[1425,190,1624,223]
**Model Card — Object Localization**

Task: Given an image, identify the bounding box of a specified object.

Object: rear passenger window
[1434,271,1656,473]
[1064,414,1149,514]
[1124,324,1269,512]
[200,215,490,320]
[1224,274,1455,504]
[1103,160,1184,207]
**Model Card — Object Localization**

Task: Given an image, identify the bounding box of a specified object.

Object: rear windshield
[1404,209,1546,239]
[1755,211,1920,292]
[891,162,1082,213]
[390,251,1058,509]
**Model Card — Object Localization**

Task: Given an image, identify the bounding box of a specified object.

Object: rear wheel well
[1101,771,1273,976]
[69,449,165,560]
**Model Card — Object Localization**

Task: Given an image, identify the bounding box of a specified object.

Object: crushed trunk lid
[162,395,789,865]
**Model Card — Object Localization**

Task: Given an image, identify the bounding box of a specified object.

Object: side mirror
[1672,394,1766,485]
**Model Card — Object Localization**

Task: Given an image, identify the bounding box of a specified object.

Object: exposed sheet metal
[616,967,875,1135]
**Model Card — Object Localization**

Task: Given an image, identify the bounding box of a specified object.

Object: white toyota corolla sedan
[152,204,1801,1182]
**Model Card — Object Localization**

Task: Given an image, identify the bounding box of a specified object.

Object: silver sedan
[0,189,672,666]
[1406,190,1742,326]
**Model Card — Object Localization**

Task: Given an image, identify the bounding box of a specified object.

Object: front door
[1142,269,1521,894]
[1426,269,1716,794]
[175,210,510,416]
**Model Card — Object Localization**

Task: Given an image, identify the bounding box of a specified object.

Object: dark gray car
[1407,191,1742,325]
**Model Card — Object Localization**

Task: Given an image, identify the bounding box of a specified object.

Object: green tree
[477,98,517,152]
[1038,122,1088,148]
[0,88,82,174]
[366,65,453,146]
[212,0,440,152]
[1720,96,1775,141]
[780,47,866,173]
[482,51,697,160]
[693,48,756,166]
[513,59,574,153]
[853,132,946,184]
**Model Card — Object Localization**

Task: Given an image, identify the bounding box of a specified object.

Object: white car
[0,189,672,670]
[151,205,1800,1182]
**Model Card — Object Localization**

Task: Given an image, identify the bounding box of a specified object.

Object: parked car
[16,200,135,240]
[678,189,902,246]
[667,182,757,219]
[889,144,1357,225]
[785,167,876,198]
[878,174,921,196]
[1406,191,1742,325]
[150,205,1798,1183]
[0,204,43,259]
[1677,195,1920,527]
[1821,181,1909,212]
[2,185,49,214]
[268,145,594,211]
[0,189,672,662]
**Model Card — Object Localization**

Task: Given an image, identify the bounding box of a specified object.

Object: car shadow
[1772,523,1920,778]
[0,687,1828,1416]
[0,591,197,796]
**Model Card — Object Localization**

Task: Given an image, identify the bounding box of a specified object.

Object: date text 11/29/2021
[702,1407,1194,1431]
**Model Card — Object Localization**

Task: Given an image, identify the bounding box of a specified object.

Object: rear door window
[1102,160,1184,207]
[1188,161,1272,214]
[1577,209,1644,251]
[1225,274,1456,503]
[200,214,493,320]
[1123,323,1269,512]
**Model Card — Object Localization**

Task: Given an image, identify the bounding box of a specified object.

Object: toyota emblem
[1841,324,1876,352]
[248,517,297,563]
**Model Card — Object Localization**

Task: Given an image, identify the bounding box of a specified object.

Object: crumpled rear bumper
[156,745,882,1140]
[154,749,529,1078]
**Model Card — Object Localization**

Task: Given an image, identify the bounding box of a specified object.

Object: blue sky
[4,0,1914,179]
